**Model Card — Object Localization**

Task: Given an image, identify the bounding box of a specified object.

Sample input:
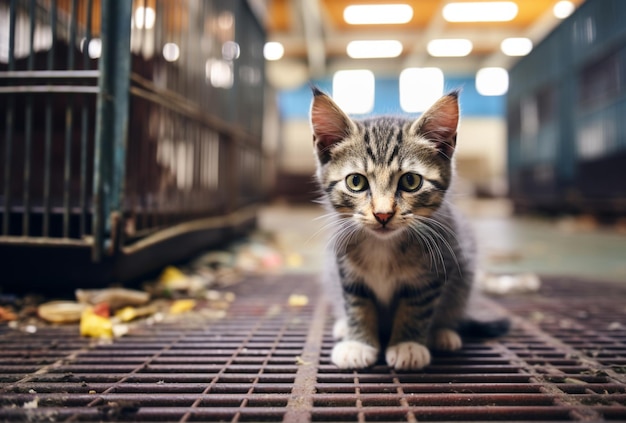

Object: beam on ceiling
[402,0,447,68]
[299,0,326,78]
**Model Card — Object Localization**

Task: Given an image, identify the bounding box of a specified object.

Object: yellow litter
[288,294,309,307]
[169,299,196,314]
[115,304,158,322]
[80,307,113,338]
[160,266,188,284]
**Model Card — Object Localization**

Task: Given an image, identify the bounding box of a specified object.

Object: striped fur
[311,88,475,370]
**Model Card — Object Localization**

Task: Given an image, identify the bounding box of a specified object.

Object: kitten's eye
[398,173,423,192]
[345,174,369,192]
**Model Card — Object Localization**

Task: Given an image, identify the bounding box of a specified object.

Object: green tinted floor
[259,200,626,284]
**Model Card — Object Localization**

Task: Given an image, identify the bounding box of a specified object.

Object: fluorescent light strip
[399,67,444,113]
[347,40,403,59]
[344,4,413,25]
[553,1,575,19]
[443,2,518,23]
[333,70,375,115]
[501,37,533,56]
[476,67,508,96]
[427,39,472,57]
[264,42,284,61]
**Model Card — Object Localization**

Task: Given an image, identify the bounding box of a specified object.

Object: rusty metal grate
[1,275,625,422]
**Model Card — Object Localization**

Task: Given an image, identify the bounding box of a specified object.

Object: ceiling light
[399,68,444,113]
[162,42,180,62]
[134,6,156,29]
[501,37,533,56]
[344,4,413,25]
[553,1,575,19]
[476,67,508,96]
[346,40,403,59]
[427,39,472,57]
[332,70,375,115]
[87,38,101,59]
[443,2,518,22]
[264,42,284,61]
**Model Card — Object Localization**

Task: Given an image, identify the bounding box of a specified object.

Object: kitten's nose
[374,212,394,225]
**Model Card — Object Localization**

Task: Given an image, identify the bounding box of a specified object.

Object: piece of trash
[295,356,311,365]
[80,307,113,339]
[480,273,541,295]
[288,294,309,307]
[564,377,587,385]
[23,397,38,409]
[169,299,196,314]
[89,390,97,395]
[115,304,158,322]
[92,302,111,318]
[286,253,303,268]
[76,288,149,310]
[0,306,18,322]
[112,323,129,338]
[192,251,234,270]
[608,322,623,331]
[155,266,210,297]
[266,304,282,317]
[38,301,87,324]
[200,309,227,320]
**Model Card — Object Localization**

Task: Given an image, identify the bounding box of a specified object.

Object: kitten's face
[310,89,459,239]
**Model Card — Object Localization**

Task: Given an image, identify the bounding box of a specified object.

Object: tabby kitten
[310,88,486,370]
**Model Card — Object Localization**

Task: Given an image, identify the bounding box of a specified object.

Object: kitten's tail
[458,318,510,339]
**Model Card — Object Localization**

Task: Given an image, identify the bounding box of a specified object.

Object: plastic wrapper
[80,307,114,338]
[481,273,541,295]
[75,288,150,310]
[38,301,87,323]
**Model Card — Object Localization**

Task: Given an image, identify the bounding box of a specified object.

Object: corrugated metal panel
[507,0,626,214]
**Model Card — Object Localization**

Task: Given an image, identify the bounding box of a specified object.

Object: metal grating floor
[1,275,625,422]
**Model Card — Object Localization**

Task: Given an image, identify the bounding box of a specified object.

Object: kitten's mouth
[371,224,398,236]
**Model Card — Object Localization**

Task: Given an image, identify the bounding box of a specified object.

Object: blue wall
[278,75,505,120]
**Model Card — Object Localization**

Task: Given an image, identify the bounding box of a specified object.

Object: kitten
[310,87,506,370]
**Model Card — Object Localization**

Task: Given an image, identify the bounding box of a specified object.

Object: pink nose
[374,212,394,225]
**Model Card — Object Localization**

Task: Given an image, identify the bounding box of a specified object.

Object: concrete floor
[259,199,626,284]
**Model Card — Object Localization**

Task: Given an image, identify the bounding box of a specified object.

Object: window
[399,68,444,113]
[332,70,375,115]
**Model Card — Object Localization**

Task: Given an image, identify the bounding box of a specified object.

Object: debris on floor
[480,272,541,295]
[3,232,284,340]
[38,301,86,323]
[75,287,150,309]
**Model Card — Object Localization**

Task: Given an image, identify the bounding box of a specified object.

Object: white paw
[331,340,378,369]
[385,342,431,370]
[431,328,462,351]
[332,317,348,340]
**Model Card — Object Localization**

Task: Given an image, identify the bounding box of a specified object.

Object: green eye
[346,174,369,192]
[399,173,423,192]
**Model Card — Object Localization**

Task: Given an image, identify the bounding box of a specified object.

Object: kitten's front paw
[331,340,378,369]
[431,328,462,351]
[385,342,431,370]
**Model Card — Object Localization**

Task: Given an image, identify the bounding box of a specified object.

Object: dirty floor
[1,200,626,421]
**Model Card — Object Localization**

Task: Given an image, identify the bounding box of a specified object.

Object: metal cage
[0,0,266,288]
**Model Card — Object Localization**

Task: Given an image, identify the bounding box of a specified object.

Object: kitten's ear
[410,91,459,159]
[310,87,354,164]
